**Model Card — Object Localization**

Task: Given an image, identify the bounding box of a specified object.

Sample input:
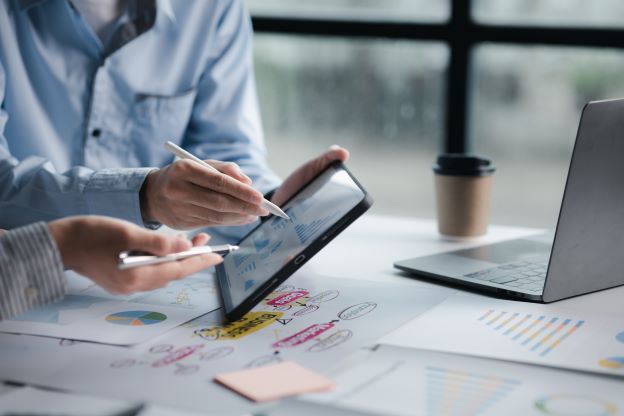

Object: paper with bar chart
[301,345,624,416]
[0,271,221,345]
[380,293,624,377]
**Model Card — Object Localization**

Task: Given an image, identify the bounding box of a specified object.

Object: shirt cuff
[0,222,66,320]
[84,168,154,227]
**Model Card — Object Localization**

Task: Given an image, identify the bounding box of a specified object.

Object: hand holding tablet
[216,161,373,321]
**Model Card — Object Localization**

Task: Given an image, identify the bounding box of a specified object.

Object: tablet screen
[221,164,366,311]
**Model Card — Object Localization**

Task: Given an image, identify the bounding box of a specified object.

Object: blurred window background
[248,0,624,229]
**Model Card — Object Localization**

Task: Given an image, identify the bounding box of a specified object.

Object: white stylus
[164,141,289,220]
[118,244,239,270]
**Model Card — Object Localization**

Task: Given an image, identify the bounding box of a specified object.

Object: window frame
[251,0,624,153]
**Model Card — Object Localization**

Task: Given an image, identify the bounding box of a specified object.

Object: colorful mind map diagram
[107,281,386,377]
[192,285,377,355]
[110,343,237,376]
[477,309,584,357]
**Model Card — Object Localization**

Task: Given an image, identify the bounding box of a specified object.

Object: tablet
[216,162,373,321]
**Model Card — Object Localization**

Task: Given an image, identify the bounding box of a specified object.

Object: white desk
[2,214,624,415]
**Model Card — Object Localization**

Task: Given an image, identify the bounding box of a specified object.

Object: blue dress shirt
[0,0,280,240]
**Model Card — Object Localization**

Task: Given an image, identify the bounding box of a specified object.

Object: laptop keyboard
[463,259,548,294]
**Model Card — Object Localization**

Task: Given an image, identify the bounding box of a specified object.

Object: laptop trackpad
[395,239,552,277]
[453,239,551,264]
[395,254,496,277]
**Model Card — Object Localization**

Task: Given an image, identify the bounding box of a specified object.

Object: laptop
[395,98,624,303]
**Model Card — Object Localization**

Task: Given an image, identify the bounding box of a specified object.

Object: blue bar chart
[477,309,584,357]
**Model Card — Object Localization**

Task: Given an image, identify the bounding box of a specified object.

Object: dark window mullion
[445,0,472,153]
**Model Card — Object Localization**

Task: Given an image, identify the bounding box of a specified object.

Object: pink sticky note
[214,361,335,402]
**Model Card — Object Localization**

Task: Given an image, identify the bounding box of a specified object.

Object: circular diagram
[597,356,624,370]
[105,311,167,326]
[535,395,617,416]
[615,331,624,344]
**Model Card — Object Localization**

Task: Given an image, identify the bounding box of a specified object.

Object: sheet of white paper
[0,271,221,345]
[0,274,450,415]
[0,386,137,416]
[380,293,624,377]
[301,345,624,416]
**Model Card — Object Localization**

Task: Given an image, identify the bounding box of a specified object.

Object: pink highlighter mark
[152,344,204,368]
[272,322,335,348]
[267,291,309,307]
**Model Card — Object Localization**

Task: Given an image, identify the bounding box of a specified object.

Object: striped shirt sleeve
[0,222,66,320]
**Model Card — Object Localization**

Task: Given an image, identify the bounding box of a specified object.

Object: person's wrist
[140,169,159,223]
[48,218,79,270]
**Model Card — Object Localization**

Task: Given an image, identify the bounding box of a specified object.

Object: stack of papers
[0,273,450,414]
[3,267,623,415]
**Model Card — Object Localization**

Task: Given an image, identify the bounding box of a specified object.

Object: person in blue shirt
[0,0,348,240]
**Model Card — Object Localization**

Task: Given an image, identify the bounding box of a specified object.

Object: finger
[270,147,349,207]
[185,184,268,216]
[310,146,350,176]
[130,254,223,291]
[328,145,350,162]
[192,233,211,246]
[164,199,259,228]
[186,164,263,205]
[188,207,259,226]
[128,231,191,256]
[173,253,224,277]
[205,160,252,185]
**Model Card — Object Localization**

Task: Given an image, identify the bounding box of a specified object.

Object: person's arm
[47,216,222,295]
[177,1,349,238]
[181,0,281,196]
[138,1,277,236]
[0,216,223,321]
[138,1,349,238]
[0,222,65,320]
[140,0,275,242]
[0,55,152,230]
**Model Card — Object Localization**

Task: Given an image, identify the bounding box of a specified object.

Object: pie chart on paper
[105,311,167,326]
[597,356,624,370]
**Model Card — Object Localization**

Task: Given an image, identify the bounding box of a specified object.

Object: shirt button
[25,286,39,301]
[91,128,102,138]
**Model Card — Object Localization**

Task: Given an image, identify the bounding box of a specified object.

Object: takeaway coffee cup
[433,154,495,237]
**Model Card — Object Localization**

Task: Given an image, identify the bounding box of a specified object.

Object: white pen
[164,141,290,219]
[118,244,239,270]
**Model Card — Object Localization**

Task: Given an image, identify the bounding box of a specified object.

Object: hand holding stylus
[139,143,272,230]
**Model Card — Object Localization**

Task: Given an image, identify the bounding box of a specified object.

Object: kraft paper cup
[433,154,495,237]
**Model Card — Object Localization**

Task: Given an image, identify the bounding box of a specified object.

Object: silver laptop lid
[544,99,624,301]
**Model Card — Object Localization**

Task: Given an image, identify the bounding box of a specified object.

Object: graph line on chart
[477,310,584,357]
[270,208,296,231]
[254,237,269,253]
[425,366,521,416]
[260,240,283,261]
[294,211,339,244]
[233,253,252,268]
